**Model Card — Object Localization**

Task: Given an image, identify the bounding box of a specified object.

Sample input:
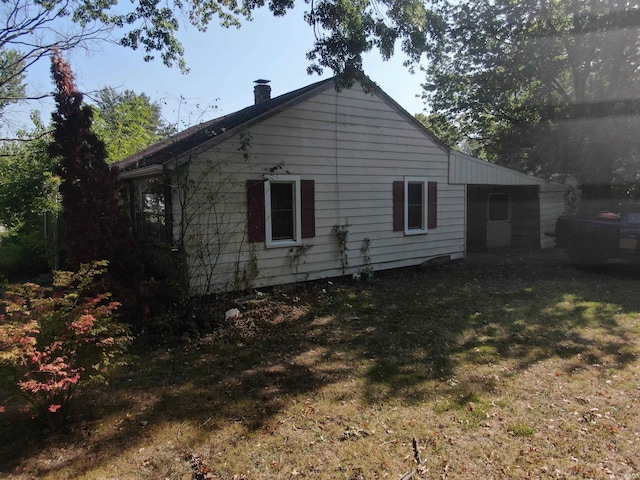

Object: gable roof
[114,75,453,175]
[114,77,336,173]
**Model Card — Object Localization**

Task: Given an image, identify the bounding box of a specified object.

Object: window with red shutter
[428,181,438,229]
[301,180,315,238]
[248,176,315,247]
[393,181,404,232]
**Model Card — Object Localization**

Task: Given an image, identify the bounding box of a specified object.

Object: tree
[0,113,56,231]
[0,79,172,276]
[48,49,136,278]
[423,0,640,198]
[304,0,445,82]
[0,49,26,119]
[415,112,463,150]
[0,113,59,274]
[92,87,167,163]
[0,0,447,121]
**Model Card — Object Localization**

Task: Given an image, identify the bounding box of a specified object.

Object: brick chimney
[254,79,271,104]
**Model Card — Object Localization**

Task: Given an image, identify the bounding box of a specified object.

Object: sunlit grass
[2,250,640,479]
[507,422,535,437]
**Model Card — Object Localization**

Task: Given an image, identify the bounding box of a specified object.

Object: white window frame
[265,175,302,248]
[404,176,429,235]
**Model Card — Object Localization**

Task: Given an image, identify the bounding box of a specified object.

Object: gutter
[117,164,164,180]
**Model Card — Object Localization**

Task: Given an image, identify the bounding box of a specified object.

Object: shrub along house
[114,76,567,294]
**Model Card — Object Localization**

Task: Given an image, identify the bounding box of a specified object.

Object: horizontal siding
[450,151,549,186]
[179,83,466,293]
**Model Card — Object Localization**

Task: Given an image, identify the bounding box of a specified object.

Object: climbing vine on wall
[360,237,373,278]
[332,223,349,274]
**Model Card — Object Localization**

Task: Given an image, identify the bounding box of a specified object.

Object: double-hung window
[406,179,426,232]
[247,175,315,247]
[265,175,302,247]
[393,177,437,234]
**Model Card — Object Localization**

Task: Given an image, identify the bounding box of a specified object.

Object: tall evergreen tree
[48,49,136,277]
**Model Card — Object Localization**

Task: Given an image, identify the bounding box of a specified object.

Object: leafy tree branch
[423,0,640,198]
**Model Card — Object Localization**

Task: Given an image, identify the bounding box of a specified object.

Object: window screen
[270,182,295,240]
[407,182,424,230]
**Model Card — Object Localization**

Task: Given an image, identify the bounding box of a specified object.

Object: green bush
[0,225,50,278]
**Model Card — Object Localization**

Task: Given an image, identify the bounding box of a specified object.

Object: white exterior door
[487,193,511,247]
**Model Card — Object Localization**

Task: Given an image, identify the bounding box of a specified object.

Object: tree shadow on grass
[0,300,347,476]
[347,256,640,404]
[2,250,640,476]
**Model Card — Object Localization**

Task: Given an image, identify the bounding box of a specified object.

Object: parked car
[555,207,640,266]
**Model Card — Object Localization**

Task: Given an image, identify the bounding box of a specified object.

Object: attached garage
[449,151,568,251]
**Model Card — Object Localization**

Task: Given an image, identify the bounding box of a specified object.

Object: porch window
[130,178,170,243]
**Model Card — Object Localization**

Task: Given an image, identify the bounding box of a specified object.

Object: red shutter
[247,180,265,242]
[301,180,315,238]
[428,181,438,229]
[393,181,404,231]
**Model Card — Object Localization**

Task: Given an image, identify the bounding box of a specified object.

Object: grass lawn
[2,248,640,479]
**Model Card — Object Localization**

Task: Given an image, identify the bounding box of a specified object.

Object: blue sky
[15,5,428,132]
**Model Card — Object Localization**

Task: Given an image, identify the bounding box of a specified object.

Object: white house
[115,76,567,293]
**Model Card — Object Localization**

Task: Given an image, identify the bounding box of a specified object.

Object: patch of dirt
[465,247,569,267]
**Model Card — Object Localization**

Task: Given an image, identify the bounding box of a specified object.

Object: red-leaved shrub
[0,261,132,417]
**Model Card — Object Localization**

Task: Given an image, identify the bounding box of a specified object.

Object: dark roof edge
[114,74,452,175]
[114,77,336,173]
[161,78,338,168]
